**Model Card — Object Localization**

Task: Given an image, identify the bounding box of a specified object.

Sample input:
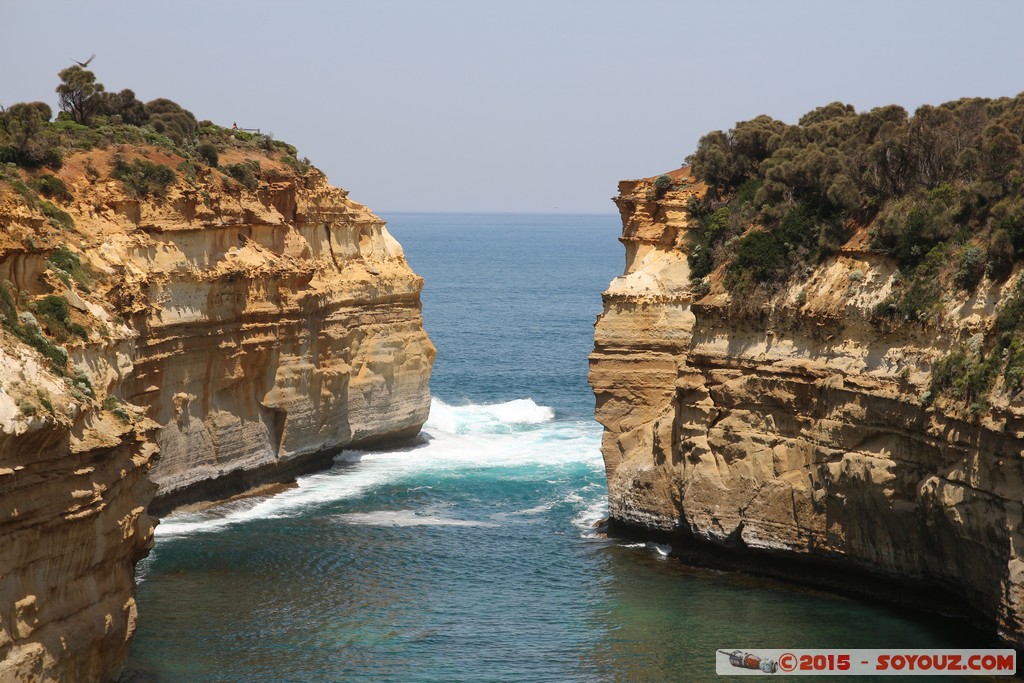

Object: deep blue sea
[125,214,975,682]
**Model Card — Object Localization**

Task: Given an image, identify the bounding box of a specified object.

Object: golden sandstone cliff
[0,145,434,681]
[590,168,1024,648]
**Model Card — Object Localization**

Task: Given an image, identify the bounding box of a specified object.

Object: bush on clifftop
[681,93,1024,410]
[684,93,1024,303]
[110,156,177,198]
[0,65,309,182]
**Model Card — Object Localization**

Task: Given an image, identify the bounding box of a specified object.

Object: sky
[2,1,1023,213]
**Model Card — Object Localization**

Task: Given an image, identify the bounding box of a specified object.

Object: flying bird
[72,54,95,68]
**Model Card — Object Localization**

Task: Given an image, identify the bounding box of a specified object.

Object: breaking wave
[156,397,603,538]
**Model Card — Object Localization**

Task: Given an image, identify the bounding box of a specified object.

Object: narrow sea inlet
[125,214,973,682]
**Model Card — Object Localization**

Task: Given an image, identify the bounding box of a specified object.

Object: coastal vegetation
[684,92,1024,411]
[0,65,311,203]
[0,66,317,385]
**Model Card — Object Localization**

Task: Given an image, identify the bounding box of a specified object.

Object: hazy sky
[2,1,1023,213]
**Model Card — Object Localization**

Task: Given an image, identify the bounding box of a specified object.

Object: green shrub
[31,294,78,341]
[26,329,68,372]
[177,160,199,183]
[954,246,985,289]
[222,160,260,190]
[873,278,941,322]
[6,178,38,207]
[30,174,72,202]
[684,92,1024,297]
[110,157,177,198]
[988,229,1016,280]
[29,295,86,340]
[728,230,786,286]
[271,139,298,156]
[709,194,847,295]
[102,395,131,422]
[33,294,69,321]
[67,321,88,339]
[281,154,309,175]
[98,88,149,126]
[144,98,198,144]
[0,280,18,329]
[0,102,62,169]
[48,246,91,290]
[39,200,74,229]
[871,192,958,270]
[71,368,94,399]
[264,166,290,183]
[1005,339,1024,395]
[196,142,219,167]
[995,286,1024,337]
[687,207,731,281]
[653,174,672,198]
[930,350,998,409]
[0,283,69,372]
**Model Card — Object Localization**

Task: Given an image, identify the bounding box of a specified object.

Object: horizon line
[375,209,619,217]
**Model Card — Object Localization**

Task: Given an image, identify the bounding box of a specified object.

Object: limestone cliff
[590,168,1024,647]
[77,149,437,512]
[0,142,433,680]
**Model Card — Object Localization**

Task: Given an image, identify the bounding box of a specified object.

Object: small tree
[144,98,198,143]
[98,89,149,126]
[56,66,105,124]
[988,229,1015,280]
[0,102,51,153]
[196,142,219,167]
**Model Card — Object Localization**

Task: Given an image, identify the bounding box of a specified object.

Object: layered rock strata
[0,146,433,680]
[0,389,155,683]
[590,168,1024,647]
[91,161,435,512]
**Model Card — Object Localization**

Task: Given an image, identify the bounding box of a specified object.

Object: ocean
[124,213,973,682]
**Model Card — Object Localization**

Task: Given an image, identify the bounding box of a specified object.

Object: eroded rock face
[589,169,1024,647]
[0,340,156,682]
[0,147,434,680]
[89,169,436,510]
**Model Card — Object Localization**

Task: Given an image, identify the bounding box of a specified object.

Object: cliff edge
[0,117,433,678]
[591,167,1024,646]
[591,92,1024,648]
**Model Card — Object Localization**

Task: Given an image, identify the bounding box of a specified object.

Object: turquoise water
[125,214,975,682]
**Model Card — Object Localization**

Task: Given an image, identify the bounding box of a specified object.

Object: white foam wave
[425,397,555,435]
[618,541,673,558]
[649,542,673,558]
[571,495,609,533]
[333,510,497,528]
[156,397,603,538]
[517,503,554,516]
